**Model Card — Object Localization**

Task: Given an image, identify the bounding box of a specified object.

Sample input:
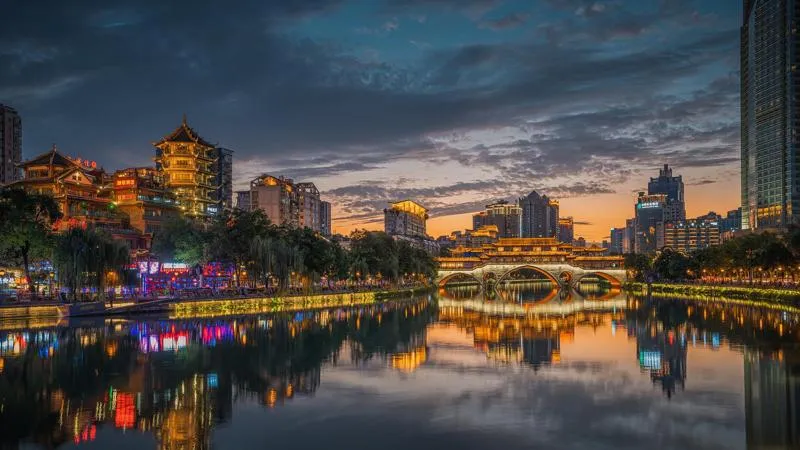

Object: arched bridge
[437,263,626,290]
[436,237,626,291]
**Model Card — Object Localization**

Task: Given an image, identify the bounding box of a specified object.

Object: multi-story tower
[296,182,321,231]
[741,0,800,230]
[472,201,522,238]
[658,218,721,254]
[648,164,685,223]
[319,201,332,236]
[519,191,558,238]
[558,217,574,244]
[154,118,219,218]
[214,147,234,211]
[384,200,428,238]
[249,174,298,227]
[0,104,22,185]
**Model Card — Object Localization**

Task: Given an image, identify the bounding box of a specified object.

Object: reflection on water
[3,288,800,449]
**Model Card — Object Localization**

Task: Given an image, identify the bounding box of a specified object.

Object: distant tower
[519,191,558,238]
[0,104,22,185]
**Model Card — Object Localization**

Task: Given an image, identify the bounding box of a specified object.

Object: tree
[207,210,272,287]
[0,188,61,294]
[52,227,129,301]
[624,253,652,282]
[150,217,207,265]
[653,248,693,281]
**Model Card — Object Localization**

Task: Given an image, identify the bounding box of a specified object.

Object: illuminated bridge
[436,238,626,291]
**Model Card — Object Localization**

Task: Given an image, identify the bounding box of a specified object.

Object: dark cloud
[479,12,530,30]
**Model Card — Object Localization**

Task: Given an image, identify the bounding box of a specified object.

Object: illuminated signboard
[637,202,662,209]
[161,262,189,270]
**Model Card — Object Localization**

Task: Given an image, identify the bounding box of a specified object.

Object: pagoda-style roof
[18,146,78,169]
[154,116,214,148]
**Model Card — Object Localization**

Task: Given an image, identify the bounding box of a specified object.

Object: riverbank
[625,282,800,311]
[0,286,436,321]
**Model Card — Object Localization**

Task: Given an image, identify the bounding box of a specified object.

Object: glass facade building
[741,0,800,230]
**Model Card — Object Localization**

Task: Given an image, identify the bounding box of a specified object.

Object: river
[0,283,796,449]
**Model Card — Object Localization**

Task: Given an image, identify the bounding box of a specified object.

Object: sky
[1,0,741,241]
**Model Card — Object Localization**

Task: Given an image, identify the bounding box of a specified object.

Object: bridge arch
[438,272,482,288]
[573,271,623,289]
[496,265,560,287]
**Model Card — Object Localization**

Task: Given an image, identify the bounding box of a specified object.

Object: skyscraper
[296,182,321,231]
[741,0,800,230]
[319,201,332,236]
[519,191,558,238]
[0,104,22,185]
[558,217,574,244]
[610,228,625,254]
[472,201,521,238]
[214,147,234,211]
[249,174,298,227]
[635,192,667,254]
[648,164,685,223]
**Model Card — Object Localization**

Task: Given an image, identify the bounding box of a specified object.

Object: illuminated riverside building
[384,200,428,238]
[519,191,558,238]
[558,217,574,244]
[634,192,667,254]
[0,104,22,185]
[450,225,499,248]
[439,237,623,270]
[472,201,521,238]
[112,167,180,236]
[658,218,721,254]
[11,147,121,230]
[741,0,800,230]
[154,118,220,218]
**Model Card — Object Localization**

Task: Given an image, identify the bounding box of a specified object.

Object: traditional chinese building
[154,117,220,218]
[10,146,123,231]
[112,167,180,236]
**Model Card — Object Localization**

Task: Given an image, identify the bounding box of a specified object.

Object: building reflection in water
[0,299,432,449]
[745,349,800,449]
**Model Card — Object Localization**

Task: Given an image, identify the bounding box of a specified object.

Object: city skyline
[1,0,741,240]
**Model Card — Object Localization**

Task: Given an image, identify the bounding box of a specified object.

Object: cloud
[479,12,530,30]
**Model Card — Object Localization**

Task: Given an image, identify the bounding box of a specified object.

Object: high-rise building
[610,228,625,254]
[519,191,558,238]
[635,192,667,254]
[154,118,220,218]
[472,201,521,238]
[558,217,574,244]
[235,190,251,211]
[249,175,298,227]
[384,200,428,238]
[720,208,742,233]
[741,0,800,230]
[623,218,636,254]
[0,104,22,185]
[214,147,234,211]
[319,201,332,236]
[296,182,321,231]
[648,164,685,223]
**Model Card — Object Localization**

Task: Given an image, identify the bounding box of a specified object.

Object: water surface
[1,286,797,450]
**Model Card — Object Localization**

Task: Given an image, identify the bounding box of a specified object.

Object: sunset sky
[2,0,741,241]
